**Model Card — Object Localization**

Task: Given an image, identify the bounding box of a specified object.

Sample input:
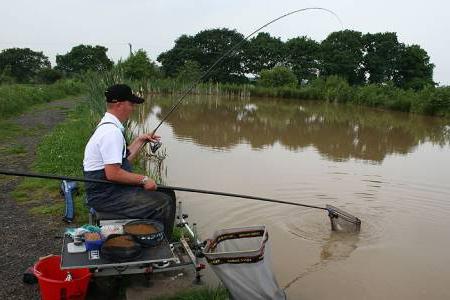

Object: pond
[134,94,450,299]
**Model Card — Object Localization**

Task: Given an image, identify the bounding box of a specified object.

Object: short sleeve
[98,128,125,165]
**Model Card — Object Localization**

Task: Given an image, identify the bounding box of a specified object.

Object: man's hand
[138,133,161,144]
[143,178,157,191]
[127,133,162,161]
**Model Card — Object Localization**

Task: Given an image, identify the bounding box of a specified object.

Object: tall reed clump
[0,80,84,118]
[84,66,156,118]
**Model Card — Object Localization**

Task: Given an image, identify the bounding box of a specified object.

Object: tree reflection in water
[138,95,450,163]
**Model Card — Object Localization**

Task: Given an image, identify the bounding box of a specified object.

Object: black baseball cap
[105,84,145,104]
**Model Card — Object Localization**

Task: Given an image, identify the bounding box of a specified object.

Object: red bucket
[33,255,91,300]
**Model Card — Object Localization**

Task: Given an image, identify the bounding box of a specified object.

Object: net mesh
[326,205,361,233]
[203,226,286,300]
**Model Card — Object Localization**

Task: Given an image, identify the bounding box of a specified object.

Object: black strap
[206,251,265,265]
[208,230,265,251]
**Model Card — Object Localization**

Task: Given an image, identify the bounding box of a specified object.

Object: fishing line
[150,7,343,136]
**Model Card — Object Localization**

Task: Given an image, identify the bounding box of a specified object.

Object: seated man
[83,84,175,238]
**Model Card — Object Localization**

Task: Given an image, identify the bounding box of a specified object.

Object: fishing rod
[147,7,343,152]
[0,169,361,232]
[0,169,325,210]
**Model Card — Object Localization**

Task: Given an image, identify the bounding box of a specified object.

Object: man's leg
[121,190,176,239]
[89,189,176,239]
[157,190,177,240]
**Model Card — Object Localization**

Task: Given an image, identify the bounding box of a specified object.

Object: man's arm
[104,164,157,191]
[127,133,161,161]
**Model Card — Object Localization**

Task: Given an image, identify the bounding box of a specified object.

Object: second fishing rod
[146,7,342,153]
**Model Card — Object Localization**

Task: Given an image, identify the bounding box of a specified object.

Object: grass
[0,80,84,118]
[0,120,27,140]
[153,286,229,300]
[1,144,27,155]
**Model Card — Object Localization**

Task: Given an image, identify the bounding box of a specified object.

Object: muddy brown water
[133,95,450,299]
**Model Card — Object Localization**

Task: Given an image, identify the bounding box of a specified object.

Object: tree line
[158,29,435,90]
[0,28,436,90]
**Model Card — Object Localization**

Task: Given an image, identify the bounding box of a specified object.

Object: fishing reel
[150,140,162,153]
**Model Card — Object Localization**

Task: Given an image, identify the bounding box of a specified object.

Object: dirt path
[0,99,77,299]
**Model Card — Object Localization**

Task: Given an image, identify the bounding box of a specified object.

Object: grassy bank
[0,80,84,118]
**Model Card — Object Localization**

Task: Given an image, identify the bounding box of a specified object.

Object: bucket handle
[33,254,56,277]
[33,268,42,277]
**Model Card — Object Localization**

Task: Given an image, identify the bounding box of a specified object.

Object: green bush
[412,86,450,116]
[322,75,352,102]
[119,49,160,80]
[258,66,298,88]
[36,68,63,84]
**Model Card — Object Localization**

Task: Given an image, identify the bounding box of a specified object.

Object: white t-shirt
[83,112,127,171]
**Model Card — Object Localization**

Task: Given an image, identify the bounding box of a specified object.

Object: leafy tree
[176,60,202,82]
[55,45,113,75]
[158,28,247,83]
[119,49,160,80]
[394,44,434,90]
[320,30,365,85]
[243,32,285,75]
[0,48,50,83]
[193,28,247,83]
[362,32,401,84]
[158,34,198,77]
[285,36,320,83]
[258,66,298,88]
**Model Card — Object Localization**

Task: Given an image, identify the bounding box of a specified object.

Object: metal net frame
[326,205,361,233]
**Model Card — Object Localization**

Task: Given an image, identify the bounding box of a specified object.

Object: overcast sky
[2,0,449,85]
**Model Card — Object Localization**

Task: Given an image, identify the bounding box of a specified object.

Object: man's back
[83,113,125,172]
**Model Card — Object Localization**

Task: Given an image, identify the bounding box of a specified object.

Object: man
[83,83,175,238]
